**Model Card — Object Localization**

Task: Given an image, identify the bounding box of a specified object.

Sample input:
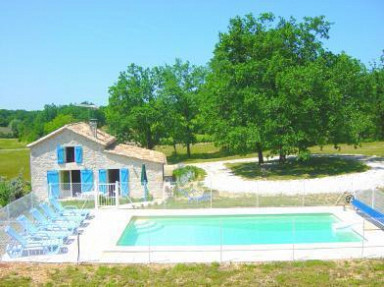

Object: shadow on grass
[226,156,370,180]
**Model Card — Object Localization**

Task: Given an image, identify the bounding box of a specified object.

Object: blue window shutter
[81,170,93,192]
[47,170,59,198]
[120,168,129,196]
[75,146,83,164]
[57,146,64,164]
[98,169,107,194]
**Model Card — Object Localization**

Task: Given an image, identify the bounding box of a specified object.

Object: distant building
[27,122,166,200]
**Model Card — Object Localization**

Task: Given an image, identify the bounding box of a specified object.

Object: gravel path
[193,155,384,195]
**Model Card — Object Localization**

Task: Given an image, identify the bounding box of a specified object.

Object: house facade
[27,122,167,200]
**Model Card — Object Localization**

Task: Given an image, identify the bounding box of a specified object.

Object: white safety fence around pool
[95,213,384,264]
[354,188,384,214]
[0,178,383,263]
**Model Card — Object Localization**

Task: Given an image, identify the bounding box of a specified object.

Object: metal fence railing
[101,216,384,264]
[354,188,384,214]
[1,180,383,263]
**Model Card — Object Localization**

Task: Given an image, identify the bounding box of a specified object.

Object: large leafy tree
[366,53,384,140]
[160,59,206,158]
[207,13,333,163]
[107,64,164,149]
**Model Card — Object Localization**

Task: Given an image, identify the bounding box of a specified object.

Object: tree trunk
[146,127,154,149]
[256,142,264,165]
[279,147,286,163]
[173,141,177,154]
[186,142,191,158]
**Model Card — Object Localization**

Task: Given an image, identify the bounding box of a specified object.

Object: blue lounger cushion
[352,199,384,225]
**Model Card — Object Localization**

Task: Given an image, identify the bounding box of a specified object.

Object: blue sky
[1,0,383,110]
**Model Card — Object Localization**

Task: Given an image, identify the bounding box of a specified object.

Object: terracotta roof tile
[105,143,167,164]
[27,122,116,148]
[66,122,116,146]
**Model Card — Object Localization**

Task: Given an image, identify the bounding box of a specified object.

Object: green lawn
[0,138,27,149]
[225,156,369,180]
[0,149,30,181]
[309,141,384,157]
[0,260,383,286]
[0,139,29,181]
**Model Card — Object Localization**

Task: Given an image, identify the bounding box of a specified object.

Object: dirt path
[193,155,384,195]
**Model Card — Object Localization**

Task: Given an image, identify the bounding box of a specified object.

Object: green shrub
[173,165,207,183]
[0,172,30,207]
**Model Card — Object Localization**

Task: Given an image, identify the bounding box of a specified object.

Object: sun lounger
[352,199,384,228]
[40,203,84,224]
[50,198,90,218]
[16,215,71,240]
[182,189,211,203]
[30,208,79,231]
[5,226,62,258]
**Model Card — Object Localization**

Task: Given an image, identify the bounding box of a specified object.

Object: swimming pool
[117,213,361,246]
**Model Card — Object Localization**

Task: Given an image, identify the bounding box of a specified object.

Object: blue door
[47,170,59,198]
[120,168,129,196]
[98,169,107,194]
[81,170,93,192]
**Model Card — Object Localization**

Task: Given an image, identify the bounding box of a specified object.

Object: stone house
[27,122,167,200]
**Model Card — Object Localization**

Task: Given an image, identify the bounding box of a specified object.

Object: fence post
[77,233,81,263]
[94,181,99,210]
[220,219,223,263]
[361,219,365,257]
[292,218,295,261]
[371,188,375,209]
[210,180,213,208]
[115,181,119,208]
[256,181,259,208]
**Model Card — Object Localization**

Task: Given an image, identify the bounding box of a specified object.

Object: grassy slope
[0,139,29,181]
[225,156,370,180]
[0,260,383,286]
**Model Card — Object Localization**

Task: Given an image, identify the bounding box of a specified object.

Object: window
[65,147,75,163]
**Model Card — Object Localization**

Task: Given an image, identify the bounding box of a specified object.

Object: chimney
[89,119,98,138]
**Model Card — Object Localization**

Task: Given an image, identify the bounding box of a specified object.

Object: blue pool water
[117,213,361,246]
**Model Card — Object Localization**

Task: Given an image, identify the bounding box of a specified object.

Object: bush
[173,165,207,183]
[0,173,30,207]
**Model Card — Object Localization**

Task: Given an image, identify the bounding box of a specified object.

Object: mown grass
[0,138,27,150]
[0,260,383,286]
[226,156,369,180]
[0,149,30,181]
[309,141,384,157]
[0,139,29,181]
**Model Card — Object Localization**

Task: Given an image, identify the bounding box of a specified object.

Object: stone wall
[30,129,164,200]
